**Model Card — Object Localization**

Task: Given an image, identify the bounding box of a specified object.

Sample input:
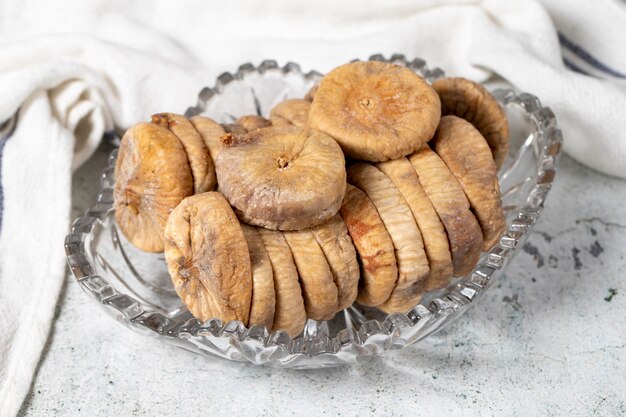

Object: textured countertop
[18,142,626,417]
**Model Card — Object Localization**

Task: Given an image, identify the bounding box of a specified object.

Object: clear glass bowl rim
[65,53,563,365]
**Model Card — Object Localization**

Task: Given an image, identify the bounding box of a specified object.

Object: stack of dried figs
[114,61,509,337]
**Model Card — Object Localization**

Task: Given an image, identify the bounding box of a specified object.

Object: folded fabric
[1,0,625,415]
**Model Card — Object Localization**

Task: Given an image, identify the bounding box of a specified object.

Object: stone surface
[18,142,626,417]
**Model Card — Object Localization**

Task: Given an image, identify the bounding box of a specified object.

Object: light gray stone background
[18,142,626,417]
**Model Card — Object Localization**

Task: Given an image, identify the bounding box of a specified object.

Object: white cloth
[0,0,624,415]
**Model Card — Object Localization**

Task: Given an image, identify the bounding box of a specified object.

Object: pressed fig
[433,116,505,250]
[348,163,429,313]
[339,185,397,307]
[163,192,252,324]
[241,224,276,329]
[215,126,346,230]
[310,214,359,311]
[269,99,311,128]
[408,146,483,277]
[151,113,216,193]
[222,122,248,136]
[283,229,339,321]
[189,116,227,162]
[258,229,307,337]
[432,77,509,169]
[114,122,193,252]
[377,157,453,291]
[309,61,441,162]
[235,115,271,132]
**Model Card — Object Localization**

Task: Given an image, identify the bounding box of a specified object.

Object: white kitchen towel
[0,0,625,415]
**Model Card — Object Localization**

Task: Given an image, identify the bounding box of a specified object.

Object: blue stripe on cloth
[563,57,591,76]
[558,31,626,79]
[0,110,20,233]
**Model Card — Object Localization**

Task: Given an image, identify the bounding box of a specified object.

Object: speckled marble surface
[18,142,626,417]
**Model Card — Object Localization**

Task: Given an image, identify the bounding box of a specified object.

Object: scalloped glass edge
[65,54,562,367]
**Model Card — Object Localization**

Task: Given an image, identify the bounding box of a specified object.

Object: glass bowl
[65,54,562,368]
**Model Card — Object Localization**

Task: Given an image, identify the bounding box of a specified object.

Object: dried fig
[310,214,359,311]
[432,77,509,169]
[339,184,398,307]
[151,113,216,193]
[269,99,311,127]
[309,61,441,162]
[114,122,193,252]
[348,163,429,313]
[241,224,275,328]
[408,146,483,277]
[163,192,251,324]
[215,126,346,230]
[377,157,453,291]
[433,116,505,250]
[258,229,307,337]
[235,115,271,132]
[189,116,227,161]
[222,123,248,135]
[283,229,339,321]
